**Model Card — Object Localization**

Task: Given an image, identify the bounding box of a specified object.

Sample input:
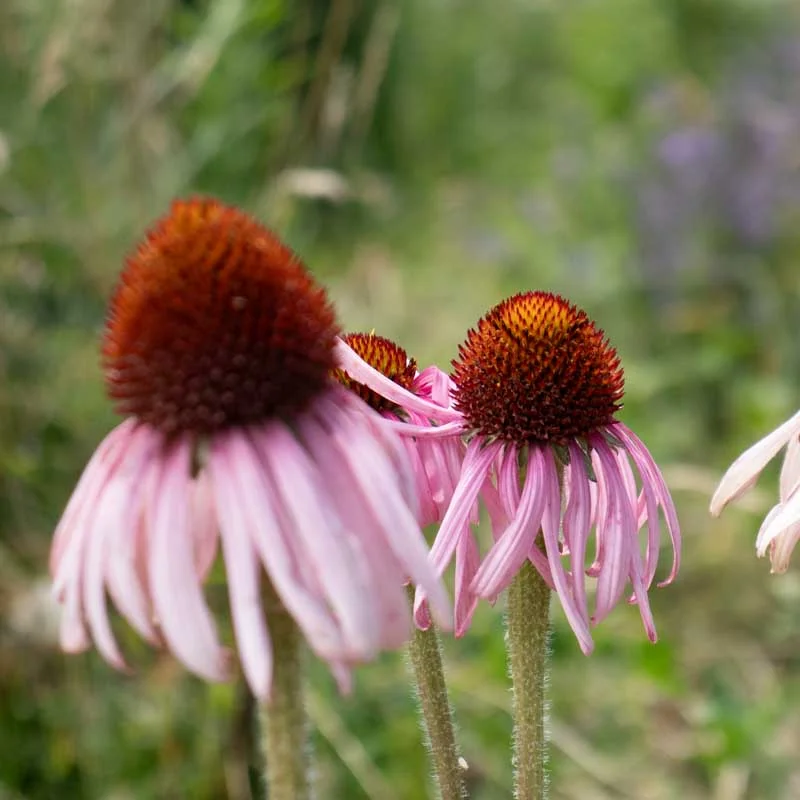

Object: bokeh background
[3,0,800,797]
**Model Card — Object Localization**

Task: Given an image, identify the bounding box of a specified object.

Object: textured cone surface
[103,197,339,434]
[452,291,623,443]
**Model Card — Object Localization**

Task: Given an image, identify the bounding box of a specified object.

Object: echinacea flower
[337,292,681,649]
[334,332,463,528]
[711,409,800,572]
[49,197,450,698]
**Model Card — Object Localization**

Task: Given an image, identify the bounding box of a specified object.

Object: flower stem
[405,586,467,800]
[260,585,309,800]
[506,560,551,799]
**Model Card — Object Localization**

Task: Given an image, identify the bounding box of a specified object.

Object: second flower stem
[260,584,309,800]
[506,559,551,799]
[405,585,466,800]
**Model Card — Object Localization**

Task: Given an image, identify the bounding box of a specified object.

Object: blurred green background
[3,0,800,797]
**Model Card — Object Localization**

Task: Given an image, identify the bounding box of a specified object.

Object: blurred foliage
[3,0,800,797]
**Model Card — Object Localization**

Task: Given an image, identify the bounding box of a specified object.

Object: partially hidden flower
[337,291,681,650]
[711,409,800,572]
[49,197,451,698]
[334,332,464,528]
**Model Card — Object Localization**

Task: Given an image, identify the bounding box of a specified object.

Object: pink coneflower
[334,332,463,528]
[711,410,800,572]
[337,292,681,649]
[49,197,450,698]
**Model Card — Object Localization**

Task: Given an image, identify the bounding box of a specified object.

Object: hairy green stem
[405,586,467,800]
[260,586,309,800]
[506,560,551,799]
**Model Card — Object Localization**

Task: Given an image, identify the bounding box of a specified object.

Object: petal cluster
[711,410,800,572]
[415,424,680,646]
[50,389,451,698]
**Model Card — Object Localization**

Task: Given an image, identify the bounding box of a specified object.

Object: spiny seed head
[334,332,417,413]
[103,197,339,434]
[452,291,624,444]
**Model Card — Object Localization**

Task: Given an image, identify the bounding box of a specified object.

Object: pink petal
[191,470,220,581]
[780,433,800,503]
[538,449,593,654]
[334,339,462,423]
[253,422,381,658]
[768,520,800,573]
[212,460,274,700]
[314,405,452,630]
[297,415,412,651]
[429,438,499,575]
[612,423,681,587]
[50,420,137,574]
[210,433,346,660]
[564,441,592,630]
[148,438,228,682]
[472,446,548,598]
[454,529,481,637]
[591,437,635,623]
[710,409,800,515]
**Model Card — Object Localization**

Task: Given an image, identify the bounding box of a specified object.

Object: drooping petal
[254,421,381,659]
[148,438,228,682]
[768,520,800,573]
[563,441,592,630]
[710,409,800,515]
[102,425,161,645]
[429,438,500,578]
[316,401,452,629]
[591,437,636,623]
[454,529,481,637]
[50,419,137,574]
[210,432,346,660]
[612,423,681,587]
[538,447,593,654]
[472,446,548,598]
[209,438,274,700]
[780,432,800,503]
[297,414,412,651]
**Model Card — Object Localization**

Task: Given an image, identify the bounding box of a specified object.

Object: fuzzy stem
[405,586,467,800]
[260,586,309,800]
[506,560,551,799]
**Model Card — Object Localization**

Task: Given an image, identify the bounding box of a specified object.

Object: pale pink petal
[254,422,381,658]
[209,433,346,660]
[191,470,219,581]
[102,425,161,644]
[212,458,273,700]
[59,582,90,653]
[755,491,800,557]
[316,405,452,629]
[148,439,228,682]
[297,414,412,651]
[710,409,800,515]
[50,420,137,573]
[768,521,800,573]
[83,483,129,671]
[780,433,800,503]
